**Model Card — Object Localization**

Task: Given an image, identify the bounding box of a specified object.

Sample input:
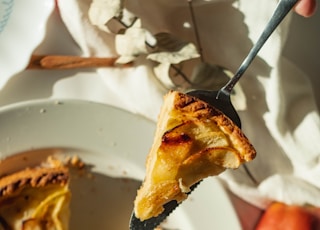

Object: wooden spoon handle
[27,55,133,69]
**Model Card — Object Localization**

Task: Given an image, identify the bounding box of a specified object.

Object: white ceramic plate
[0,99,241,230]
[0,0,54,89]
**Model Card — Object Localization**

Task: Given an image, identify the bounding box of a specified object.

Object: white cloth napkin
[58,0,320,210]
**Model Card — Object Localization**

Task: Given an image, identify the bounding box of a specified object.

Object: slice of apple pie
[0,164,70,230]
[134,90,256,221]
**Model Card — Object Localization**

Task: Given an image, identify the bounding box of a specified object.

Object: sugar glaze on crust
[0,167,69,198]
[134,90,257,221]
[171,91,256,162]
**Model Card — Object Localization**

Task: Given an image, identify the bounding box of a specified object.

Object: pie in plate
[0,161,70,230]
[134,90,256,221]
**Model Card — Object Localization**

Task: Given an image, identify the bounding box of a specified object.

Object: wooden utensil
[27,54,133,69]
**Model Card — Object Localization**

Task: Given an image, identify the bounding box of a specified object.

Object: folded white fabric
[58,0,320,209]
[0,0,55,90]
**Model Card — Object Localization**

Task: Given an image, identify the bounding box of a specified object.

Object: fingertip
[295,0,317,17]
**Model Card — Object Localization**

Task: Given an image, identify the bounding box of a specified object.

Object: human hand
[294,0,317,17]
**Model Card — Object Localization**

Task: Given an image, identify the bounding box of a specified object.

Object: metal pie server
[129,200,178,230]
[129,183,199,230]
[129,0,298,228]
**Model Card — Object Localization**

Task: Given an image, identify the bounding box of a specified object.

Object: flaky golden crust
[173,91,256,162]
[134,90,257,221]
[0,167,69,198]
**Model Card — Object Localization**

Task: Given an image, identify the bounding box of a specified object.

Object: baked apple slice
[134,90,256,221]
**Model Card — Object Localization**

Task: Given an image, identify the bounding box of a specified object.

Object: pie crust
[134,90,256,220]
